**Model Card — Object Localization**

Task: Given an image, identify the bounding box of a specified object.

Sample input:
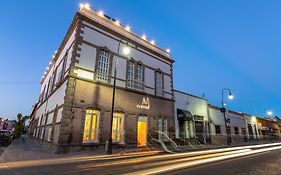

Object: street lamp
[106,40,131,154]
[221,88,234,145]
[264,109,273,118]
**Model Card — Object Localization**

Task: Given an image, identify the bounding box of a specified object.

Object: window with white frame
[83,109,100,143]
[55,63,63,85]
[135,63,143,90]
[47,127,52,142]
[157,117,168,141]
[96,51,110,82]
[163,118,168,141]
[40,127,45,139]
[41,85,46,102]
[155,71,163,96]
[157,118,162,140]
[127,61,134,88]
[46,112,54,125]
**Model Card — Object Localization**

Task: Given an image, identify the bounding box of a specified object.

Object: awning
[177,109,193,121]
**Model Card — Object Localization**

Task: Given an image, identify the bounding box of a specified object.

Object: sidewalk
[1,135,279,163]
[0,135,59,162]
[0,135,160,163]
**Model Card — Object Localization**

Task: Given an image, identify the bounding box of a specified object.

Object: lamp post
[106,40,130,154]
[221,88,234,145]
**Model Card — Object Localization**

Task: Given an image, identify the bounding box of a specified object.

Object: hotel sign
[137,97,150,110]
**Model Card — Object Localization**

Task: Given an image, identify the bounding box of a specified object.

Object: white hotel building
[29,4,174,153]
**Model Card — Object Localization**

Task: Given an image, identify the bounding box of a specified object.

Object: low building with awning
[174,90,210,144]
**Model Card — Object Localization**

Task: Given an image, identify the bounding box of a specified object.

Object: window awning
[177,109,193,121]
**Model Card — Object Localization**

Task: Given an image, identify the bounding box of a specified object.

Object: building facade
[31,6,174,153]
[243,113,259,141]
[227,110,247,144]
[174,90,210,144]
[208,105,247,145]
[29,4,281,153]
[208,105,227,144]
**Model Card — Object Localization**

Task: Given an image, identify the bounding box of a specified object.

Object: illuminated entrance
[137,116,148,146]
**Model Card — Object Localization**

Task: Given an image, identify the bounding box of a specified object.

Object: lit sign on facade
[137,97,150,110]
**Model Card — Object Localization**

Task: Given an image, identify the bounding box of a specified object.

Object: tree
[13,113,29,139]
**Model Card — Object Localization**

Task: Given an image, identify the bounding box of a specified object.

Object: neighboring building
[264,117,280,139]
[0,118,5,130]
[174,90,209,144]
[30,5,174,153]
[227,110,247,144]
[28,103,38,136]
[255,117,279,140]
[272,116,281,139]
[208,105,227,145]
[243,113,259,141]
[0,118,15,133]
[208,105,247,145]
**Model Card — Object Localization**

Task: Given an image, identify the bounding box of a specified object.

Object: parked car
[0,130,12,146]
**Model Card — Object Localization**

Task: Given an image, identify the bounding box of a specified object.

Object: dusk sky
[0,0,280,119]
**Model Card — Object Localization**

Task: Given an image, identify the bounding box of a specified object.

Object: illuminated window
[96,51,110,82]
[112,113,124,143]
[83,109,99,143]
[155,71,163,96]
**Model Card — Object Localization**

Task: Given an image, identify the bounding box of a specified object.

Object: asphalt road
[1,143,281,175]
[168,148,281,175]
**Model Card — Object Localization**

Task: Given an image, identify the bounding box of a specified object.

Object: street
[1,143,281,175]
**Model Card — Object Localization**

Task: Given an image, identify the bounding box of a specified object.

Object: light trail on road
[125,145,281,175]
[77,149,252,172]
[1,142,281,172]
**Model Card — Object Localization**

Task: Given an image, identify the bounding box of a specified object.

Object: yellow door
[137,116,147,146]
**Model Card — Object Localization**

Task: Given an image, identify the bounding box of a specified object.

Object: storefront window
[112,113,124,143]
[83,109,99,143]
